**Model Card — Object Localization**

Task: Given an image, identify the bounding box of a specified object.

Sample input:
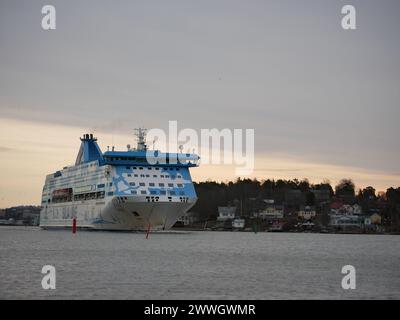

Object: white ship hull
[40,196,196,231]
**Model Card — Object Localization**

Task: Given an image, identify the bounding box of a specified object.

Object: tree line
[191,178,400,230]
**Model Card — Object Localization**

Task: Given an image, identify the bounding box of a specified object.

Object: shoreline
[1,224,399,235]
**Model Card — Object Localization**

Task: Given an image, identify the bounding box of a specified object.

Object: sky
[0,0,399,207]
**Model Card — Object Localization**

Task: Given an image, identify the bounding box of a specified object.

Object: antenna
[134,128,147,151]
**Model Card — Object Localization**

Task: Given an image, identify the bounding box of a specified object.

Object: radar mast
[134,128,147,151]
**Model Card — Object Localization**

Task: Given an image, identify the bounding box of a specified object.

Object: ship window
[139,182,145,186]
[131,190,137,194]
[159,183,165,187]
[140,174,145,177]
[126,166,130,170]
[134,174,138,177]
[175,168,179,171]
[97,191,105,199]
[133,167,137,169]
[160,175,164,178]
[171,175,176,179]
[147,167,152,170]
[149,183,155,187]
[160,190,166,195]
[139,167,143,170]
[127,174,132,177]
[177,183,183,188]
[153,175,157,178]
[97,183,105,188]
[165,175,170,178]
[109,183,113,186]
[150,190,157,195]
[107,192,114,196]
[168,183,173,187]
[155,167,160,170]
[146,174,150,177]
[179,191,185,196]
[170,191,176,195]
[129,182,136,186]
[141,190,147,195]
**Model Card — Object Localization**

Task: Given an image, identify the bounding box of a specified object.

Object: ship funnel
[75,133,103,165]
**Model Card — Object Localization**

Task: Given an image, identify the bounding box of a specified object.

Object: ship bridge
[102,150,199,167]
[73,132,199,168]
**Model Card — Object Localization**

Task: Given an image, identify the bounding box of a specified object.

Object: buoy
[145,223,151,239]
[72,217,77,234]
[252,222,258,234]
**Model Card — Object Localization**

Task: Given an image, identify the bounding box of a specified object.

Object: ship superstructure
[39,130,199,231]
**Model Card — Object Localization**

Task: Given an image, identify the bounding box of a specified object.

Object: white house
[329,214,362,228]
[257,205,284,220]
[217,207,236,221]
[257,200,283,220]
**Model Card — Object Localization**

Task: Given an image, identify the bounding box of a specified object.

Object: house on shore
[217,206,236,221]
[329,202,383,232]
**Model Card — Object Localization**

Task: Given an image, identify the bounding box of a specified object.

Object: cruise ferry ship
[39,129,199,231]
